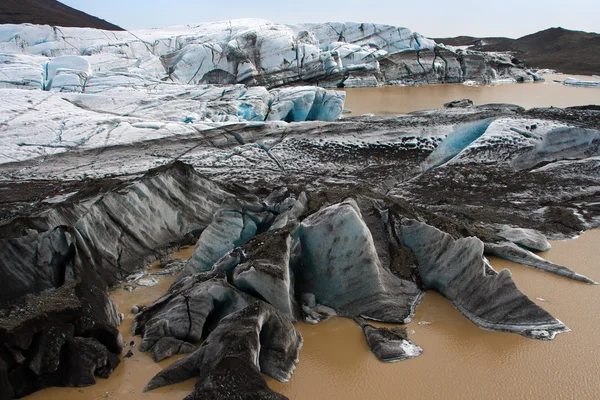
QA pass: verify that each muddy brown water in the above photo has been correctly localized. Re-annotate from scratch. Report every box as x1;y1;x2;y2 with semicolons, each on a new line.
24;231;600;400
24;246;197;400
342;74;600;115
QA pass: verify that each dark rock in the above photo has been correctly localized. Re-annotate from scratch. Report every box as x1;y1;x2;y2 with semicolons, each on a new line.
150;338;195;362
0;226;90;304
64;337;119;386
299;293;316;308
0;0;124;30
0;161;232;297
0;358;14;400
1;104;600;399
124;350;133;358
444;99;474;108
0;281;123;398
186;356;287;400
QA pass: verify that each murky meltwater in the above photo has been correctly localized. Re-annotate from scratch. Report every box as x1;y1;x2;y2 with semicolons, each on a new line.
24;246;197;400
342;74;600;116
267;229;600;400
24;231;600;400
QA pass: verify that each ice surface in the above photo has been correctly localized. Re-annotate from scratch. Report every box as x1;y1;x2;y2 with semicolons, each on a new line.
401;219;570;339
422;118;495;170
0;20;433;89
184;209;253;274
44;55;91;91
563;77;600;88
512;126;600;169
267;87;345;122
0;85;345;165
294;199;422;322
0;53;45;89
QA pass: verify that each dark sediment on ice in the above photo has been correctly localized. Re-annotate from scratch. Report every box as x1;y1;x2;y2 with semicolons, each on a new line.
1;105;599;398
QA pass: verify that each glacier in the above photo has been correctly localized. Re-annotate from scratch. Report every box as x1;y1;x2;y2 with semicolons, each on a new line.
0;18;598;400
2;102;600;398
0;19;539;90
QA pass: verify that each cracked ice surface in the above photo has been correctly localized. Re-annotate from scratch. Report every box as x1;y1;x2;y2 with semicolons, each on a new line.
0;20;433;89
0;85;345;165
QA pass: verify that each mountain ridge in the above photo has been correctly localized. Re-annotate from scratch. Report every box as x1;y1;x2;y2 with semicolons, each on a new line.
434;27;600;75
0;0;123;31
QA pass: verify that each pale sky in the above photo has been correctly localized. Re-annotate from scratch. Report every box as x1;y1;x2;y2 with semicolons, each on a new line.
60;0;599;38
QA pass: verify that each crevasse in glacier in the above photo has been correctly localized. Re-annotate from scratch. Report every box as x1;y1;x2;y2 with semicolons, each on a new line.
421;118;495;170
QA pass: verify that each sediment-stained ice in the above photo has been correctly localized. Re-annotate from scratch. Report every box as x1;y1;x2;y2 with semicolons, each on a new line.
295;199;422;323
511;126;600;169
401;219;570;339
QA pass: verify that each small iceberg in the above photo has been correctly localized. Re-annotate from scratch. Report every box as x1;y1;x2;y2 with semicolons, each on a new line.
563;77;600;88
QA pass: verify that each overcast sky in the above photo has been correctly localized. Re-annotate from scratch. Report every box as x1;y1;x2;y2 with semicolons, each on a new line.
60;0;599;38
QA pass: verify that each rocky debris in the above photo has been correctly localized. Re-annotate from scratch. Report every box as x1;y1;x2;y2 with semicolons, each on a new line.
186;356;287;400
499;227;552;251
444;99;474;108
150;258;188;277
355;318;422;362
0;280;123;398
402;219;570;339
142;301;302;399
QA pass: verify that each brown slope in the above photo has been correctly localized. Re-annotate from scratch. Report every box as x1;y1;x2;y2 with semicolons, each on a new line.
435;27;600;75
0;0;123;31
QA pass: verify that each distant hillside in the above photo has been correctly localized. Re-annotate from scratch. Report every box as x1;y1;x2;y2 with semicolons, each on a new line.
435;27;600;75
0;0;123;31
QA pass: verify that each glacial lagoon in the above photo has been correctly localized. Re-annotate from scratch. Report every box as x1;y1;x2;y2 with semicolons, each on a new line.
342;74;600;115
18;76;600;400
24;230;600;400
